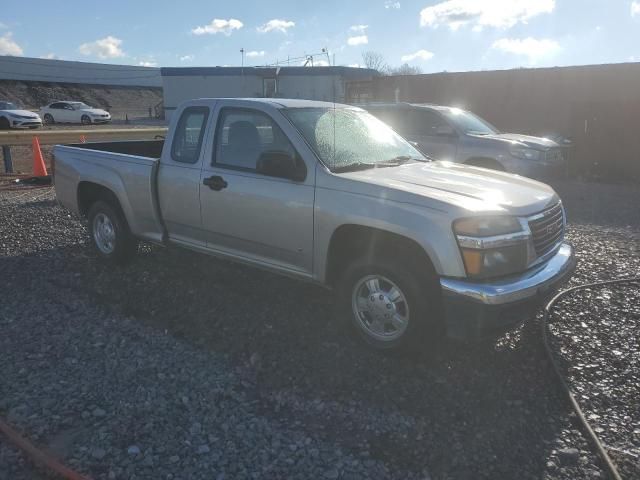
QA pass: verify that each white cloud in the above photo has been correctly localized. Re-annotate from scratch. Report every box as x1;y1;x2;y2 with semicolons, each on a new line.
245;50;265;58
40;53;58;60
180;54;194;62
420;0;555;30
78;36;124;59
492;37;560;62
257;19;295;34
347;35;368;46
0;32;23;56
401;49;434;62
385;1;401;9
138;60;157;67
192;18;243;36
632;1;640;17
348;63;362;68
350;24;368;33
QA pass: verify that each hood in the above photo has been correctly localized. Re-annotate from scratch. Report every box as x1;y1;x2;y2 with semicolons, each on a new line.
471;132;560;150
2;109;41;118
338;161;558;216
81;108;110;115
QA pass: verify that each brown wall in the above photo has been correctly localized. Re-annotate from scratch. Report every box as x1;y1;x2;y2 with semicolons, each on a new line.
370;63;640;181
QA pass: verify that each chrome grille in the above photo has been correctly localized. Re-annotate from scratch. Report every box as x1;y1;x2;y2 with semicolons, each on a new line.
544;149;565;163
528;202;564;257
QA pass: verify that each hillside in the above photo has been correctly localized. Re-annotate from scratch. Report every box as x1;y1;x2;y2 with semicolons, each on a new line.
0;80;163;120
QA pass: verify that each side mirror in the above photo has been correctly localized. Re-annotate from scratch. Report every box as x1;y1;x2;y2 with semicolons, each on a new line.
257;151;306;181
435;124;456;136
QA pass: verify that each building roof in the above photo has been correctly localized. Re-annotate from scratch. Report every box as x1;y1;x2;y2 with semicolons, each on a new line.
160;66;379;80
193;98;358;109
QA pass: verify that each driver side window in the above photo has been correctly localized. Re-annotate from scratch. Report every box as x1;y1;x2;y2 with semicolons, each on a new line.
214;108;296;171
406;110;449;136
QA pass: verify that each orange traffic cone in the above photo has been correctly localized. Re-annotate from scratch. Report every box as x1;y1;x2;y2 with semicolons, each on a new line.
32;136;48;177
79;135;87;143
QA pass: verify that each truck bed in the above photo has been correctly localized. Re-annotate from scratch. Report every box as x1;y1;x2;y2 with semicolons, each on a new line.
53;140;166;244
67;139;164;159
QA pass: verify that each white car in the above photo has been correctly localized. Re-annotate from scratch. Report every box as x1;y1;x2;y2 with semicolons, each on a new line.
0;101;43;129
40;101;111;125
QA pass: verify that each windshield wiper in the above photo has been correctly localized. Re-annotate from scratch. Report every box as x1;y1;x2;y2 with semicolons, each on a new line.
332;156;423;173
382;155;427;164
332;162;377;173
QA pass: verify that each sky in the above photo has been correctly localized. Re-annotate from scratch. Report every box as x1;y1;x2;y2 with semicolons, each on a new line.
1;0;640;72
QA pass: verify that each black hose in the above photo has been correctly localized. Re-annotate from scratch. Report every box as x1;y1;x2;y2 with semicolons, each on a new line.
542;277;640;480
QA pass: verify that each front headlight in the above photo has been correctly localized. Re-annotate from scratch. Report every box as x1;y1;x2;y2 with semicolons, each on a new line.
510;145;541;161
453;216;530;279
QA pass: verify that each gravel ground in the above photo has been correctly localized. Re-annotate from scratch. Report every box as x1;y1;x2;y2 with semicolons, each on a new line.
0;180;639;479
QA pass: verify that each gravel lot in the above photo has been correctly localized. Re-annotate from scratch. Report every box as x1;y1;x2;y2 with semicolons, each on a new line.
1;180;639;479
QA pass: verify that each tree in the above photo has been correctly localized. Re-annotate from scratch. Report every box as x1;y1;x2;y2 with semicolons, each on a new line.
361;51;388;74
389;63;423;75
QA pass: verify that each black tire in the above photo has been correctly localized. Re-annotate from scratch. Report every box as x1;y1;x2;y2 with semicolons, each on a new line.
43;114;54;125
0;117;9;130
81;115;92;125
336;256;443;353
87;200;138;265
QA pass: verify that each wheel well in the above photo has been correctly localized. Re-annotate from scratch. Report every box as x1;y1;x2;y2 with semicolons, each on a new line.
464;157;505;171
77;182;123;217
325;225;436;286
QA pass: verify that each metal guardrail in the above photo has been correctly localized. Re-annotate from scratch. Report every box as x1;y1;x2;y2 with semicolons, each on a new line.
0;128;168;146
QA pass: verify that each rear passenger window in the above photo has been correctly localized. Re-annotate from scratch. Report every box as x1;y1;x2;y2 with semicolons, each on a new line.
171;107;209;164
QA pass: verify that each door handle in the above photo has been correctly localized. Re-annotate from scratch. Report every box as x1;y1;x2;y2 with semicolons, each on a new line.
203;175;228;191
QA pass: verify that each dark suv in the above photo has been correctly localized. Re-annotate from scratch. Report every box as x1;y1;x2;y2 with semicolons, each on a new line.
362;102;567;179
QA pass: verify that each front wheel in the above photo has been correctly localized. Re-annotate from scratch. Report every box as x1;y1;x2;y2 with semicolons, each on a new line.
81;115;92;125
0;117;9;130
43;113;54;125
337;258;442;352
88;201;138;265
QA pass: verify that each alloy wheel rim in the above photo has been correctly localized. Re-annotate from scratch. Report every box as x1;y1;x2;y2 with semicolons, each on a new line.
93;213;116;254
351;274;410;342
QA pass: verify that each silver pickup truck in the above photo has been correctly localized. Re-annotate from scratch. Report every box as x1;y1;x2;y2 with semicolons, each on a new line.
54;98;576;352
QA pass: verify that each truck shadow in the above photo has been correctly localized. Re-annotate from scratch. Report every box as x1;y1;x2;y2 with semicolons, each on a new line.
2;241;584;479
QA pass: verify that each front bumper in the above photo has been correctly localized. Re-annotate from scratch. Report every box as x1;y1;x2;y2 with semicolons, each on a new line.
11;119;43;129
440;243;576;340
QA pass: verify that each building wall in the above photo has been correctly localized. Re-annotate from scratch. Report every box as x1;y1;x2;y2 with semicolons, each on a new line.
162;74;345;120
0;55;161;87
160;66;376;120
371;63;640;181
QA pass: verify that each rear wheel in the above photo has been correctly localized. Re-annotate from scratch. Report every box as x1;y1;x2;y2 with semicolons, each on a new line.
0;117;9;130
81;115;92;125
88;200;138;265
43;113;54;125
337;257;442;352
